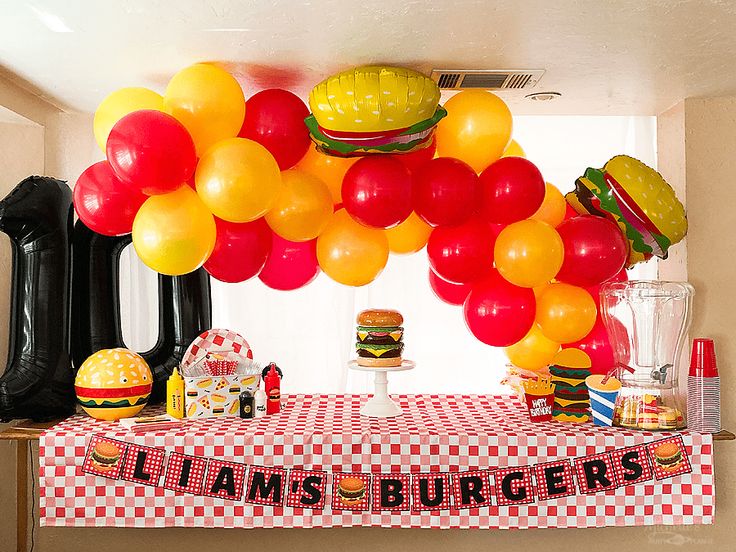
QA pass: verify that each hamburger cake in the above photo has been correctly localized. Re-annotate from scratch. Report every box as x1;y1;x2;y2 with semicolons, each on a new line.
566;155;687;267
356;309;404;367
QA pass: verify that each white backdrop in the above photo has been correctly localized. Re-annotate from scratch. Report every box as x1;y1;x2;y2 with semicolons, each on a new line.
121;115;657;395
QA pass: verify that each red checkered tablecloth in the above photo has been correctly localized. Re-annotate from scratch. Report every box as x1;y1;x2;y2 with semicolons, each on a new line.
39;394;714;529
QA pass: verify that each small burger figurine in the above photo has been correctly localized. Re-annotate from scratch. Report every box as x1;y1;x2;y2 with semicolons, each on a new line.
337;477;366;506
356;309;404;367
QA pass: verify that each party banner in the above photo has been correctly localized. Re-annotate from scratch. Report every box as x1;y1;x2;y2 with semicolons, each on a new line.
82;433;691;511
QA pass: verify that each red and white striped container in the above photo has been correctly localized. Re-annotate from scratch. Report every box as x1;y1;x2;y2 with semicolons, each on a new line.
687;338;721;433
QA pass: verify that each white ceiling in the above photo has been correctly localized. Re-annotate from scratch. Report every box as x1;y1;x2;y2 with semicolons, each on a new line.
1;0;736;115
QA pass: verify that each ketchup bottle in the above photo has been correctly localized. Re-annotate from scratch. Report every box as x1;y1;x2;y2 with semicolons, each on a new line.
264;363;281;414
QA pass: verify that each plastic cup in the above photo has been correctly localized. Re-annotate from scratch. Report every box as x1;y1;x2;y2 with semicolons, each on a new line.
586;374;622;426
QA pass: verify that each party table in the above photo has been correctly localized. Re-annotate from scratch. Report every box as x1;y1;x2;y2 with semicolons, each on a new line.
39;394;715;529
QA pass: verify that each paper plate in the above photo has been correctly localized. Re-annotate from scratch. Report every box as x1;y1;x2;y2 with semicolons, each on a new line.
182;328;253;370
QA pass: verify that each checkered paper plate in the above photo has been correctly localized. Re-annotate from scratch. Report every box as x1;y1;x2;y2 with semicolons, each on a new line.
39;394;714;529
181;328;253;371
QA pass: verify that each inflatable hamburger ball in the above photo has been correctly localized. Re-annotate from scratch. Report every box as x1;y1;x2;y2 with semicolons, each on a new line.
75;348;152;420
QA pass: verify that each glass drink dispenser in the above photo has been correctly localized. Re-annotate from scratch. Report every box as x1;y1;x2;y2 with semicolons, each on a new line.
600;281;694;430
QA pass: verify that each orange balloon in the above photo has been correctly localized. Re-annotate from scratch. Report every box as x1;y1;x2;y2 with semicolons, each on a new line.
502;139;526;158
296;143;358;204
385;212;432;254
164;63;245;155
195;137;282;223
132;186;216;276
536;283;597;343
316;210;388;286
494;219;564;288
265;169;333;242
530;183;567;228
435;90;513;173
505;325;561;371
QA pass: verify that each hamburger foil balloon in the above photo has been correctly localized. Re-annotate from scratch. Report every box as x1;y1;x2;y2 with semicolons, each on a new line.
566;155;687;267
75;348;152;420
305;66;446;156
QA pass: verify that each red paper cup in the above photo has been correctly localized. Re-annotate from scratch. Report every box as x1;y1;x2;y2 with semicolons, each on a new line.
525;393;554;422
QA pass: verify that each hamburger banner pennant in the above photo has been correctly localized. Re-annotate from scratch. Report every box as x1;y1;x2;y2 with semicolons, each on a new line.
81;434;692;511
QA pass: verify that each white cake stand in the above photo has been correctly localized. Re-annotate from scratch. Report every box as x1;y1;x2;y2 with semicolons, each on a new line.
348;359;415;418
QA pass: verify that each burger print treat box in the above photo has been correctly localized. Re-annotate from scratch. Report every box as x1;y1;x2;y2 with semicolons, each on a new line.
184;375;258;418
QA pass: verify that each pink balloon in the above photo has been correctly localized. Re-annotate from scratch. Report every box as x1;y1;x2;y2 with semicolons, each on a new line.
463;270;536;347
259;234;320;290
204;218;272;283
428;269;472;306
564;318;615;375
73;161;147;236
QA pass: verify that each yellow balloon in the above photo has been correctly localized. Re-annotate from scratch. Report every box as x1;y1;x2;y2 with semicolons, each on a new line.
265;169;333;241
494;219;564;288
385;212;432;254
505;325;561;371
93;87;163;152
196;137;282;223
132;186;216;276
536;283;597;343
296;143;357;204
316;210;389;286
502;139;526;158
435;90;513;173
164;63;245;155
530;183;567;228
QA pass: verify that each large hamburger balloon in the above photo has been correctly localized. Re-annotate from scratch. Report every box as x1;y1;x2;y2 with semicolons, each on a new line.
75;348;152;420
566;155;687;267
305;66;446;157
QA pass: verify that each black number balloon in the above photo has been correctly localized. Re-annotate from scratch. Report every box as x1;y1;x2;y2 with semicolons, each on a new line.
0;176;75;421
71;220;212;403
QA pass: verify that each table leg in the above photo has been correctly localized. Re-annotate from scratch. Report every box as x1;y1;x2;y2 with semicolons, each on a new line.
16;440;27;552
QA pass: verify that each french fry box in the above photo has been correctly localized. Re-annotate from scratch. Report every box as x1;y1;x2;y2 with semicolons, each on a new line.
184;375;260;418
524;393;554;422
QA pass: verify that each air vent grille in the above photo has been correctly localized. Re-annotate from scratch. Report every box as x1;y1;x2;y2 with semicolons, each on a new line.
431;69;544;90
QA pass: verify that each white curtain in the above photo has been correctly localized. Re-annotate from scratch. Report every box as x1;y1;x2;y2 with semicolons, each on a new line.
120;115;657;395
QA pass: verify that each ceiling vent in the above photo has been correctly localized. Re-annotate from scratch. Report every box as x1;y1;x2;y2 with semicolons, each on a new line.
430;69;545;90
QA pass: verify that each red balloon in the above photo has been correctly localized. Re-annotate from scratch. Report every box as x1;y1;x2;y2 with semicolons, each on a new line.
428;268;472;305
463;270;536;347
564;204;578;221
239;89;311;170
427;218;496;284
556;216;628;287
73;161;147;236
390;137;436;173
413;157;479;227
478;157;545;223
259;234;320;290
586;267;628;306
564;318;615;375
106;110;196;195
342;157;412;229
204;217;272;283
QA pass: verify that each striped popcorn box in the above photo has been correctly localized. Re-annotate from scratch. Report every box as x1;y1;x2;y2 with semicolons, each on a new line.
585;374;621;426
